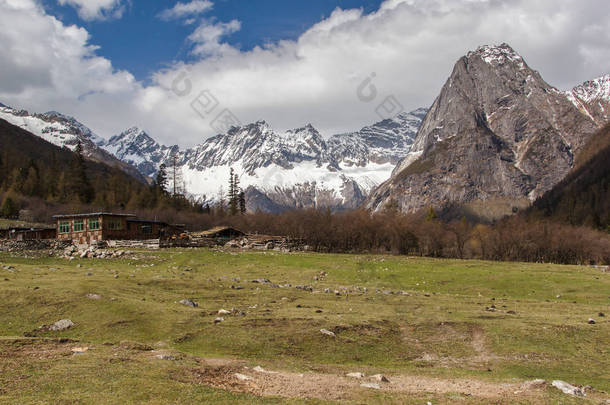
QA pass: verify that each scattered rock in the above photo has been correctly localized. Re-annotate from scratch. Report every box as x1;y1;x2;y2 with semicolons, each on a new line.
552;380;586;397
599;312;605;317
360;383;381;389
214;317;225;324
179;299;198;308
588;318;596;324
218;309;231;315
252;278;271;284
71;347;88;354
320;329;335;338
50;319;74;331
346;372;365;379
252;366;278;374
155;354;176;360
371;374;390;382
85;293;102;300
235;373;252;381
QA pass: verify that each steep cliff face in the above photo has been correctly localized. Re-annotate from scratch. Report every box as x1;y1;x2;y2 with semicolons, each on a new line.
367;43;604;214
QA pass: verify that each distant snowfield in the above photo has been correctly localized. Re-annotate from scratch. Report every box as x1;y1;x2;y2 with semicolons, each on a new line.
182;160;395;202
0;106;79;150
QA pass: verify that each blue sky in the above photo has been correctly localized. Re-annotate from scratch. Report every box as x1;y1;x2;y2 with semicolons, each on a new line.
43;0;384;83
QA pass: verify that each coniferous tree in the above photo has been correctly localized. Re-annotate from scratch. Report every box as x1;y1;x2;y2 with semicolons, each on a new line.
70;141;95;203
228;168;239;216
238;190;246;215
155;163;168;193
0;195;18;218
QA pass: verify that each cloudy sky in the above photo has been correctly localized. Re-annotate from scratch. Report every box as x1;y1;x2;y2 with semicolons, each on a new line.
1;0;609;147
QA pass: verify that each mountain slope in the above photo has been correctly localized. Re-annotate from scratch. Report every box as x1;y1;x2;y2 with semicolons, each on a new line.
0;104;146;182
529;123;610;229
367;43;604;215
0;118;151;209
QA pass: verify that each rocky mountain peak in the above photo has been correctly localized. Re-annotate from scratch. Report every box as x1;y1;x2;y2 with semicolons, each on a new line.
367;43;603;216
468;43;526;69
566;74;610;126
572;74;610;103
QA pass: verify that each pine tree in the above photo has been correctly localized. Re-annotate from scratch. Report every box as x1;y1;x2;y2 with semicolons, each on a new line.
0;195;18;218
238;190;246;214
70;141;95;203
228;168;238;216
166;154;183;197
155;163;168;193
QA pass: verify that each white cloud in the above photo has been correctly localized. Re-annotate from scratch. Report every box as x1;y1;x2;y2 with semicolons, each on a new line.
1;0;609;149
188;19;241;57
158;0;213;21
57;0;125;21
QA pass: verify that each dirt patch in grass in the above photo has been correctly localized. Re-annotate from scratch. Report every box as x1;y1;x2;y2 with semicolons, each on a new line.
177;361;547;402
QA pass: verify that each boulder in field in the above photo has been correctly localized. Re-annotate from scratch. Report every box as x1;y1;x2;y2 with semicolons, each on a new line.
50;319;74;331
179;299;198;308
320;329;336;338
552;380;586;396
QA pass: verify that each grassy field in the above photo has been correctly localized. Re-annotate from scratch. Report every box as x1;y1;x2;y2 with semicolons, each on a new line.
0;248;608;404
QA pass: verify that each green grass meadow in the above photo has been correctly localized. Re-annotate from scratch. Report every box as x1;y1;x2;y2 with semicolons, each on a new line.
0;249;608;404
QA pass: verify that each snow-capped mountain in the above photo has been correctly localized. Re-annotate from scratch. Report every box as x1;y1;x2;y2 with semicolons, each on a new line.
566;74;610;127
329;108;427;166
99;110;427;211
101;127;179;178
0;104;146;181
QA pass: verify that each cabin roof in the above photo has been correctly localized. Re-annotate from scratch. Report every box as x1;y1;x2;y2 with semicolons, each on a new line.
192;226;244;237
53;213;137;219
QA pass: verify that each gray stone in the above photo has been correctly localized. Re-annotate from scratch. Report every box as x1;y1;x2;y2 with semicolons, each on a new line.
179;299;198;308
320;329;336;338
552;380;586;397
346;372;365;379
50;319;74;331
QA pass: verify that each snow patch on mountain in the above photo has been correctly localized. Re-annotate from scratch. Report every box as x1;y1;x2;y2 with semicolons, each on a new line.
470;43;526;70
571;74;610;103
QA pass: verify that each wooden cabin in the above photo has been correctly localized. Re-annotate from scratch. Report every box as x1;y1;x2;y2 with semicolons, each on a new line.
53;213;180;244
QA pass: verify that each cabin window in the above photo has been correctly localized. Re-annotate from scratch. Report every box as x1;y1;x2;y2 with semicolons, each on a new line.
107;219;123;230
141;224;153;235
88;218;100;231
59;221;71;233
73;220;84;232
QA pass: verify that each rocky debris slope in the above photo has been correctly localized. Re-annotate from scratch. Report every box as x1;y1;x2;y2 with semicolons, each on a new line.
367;43;605;214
